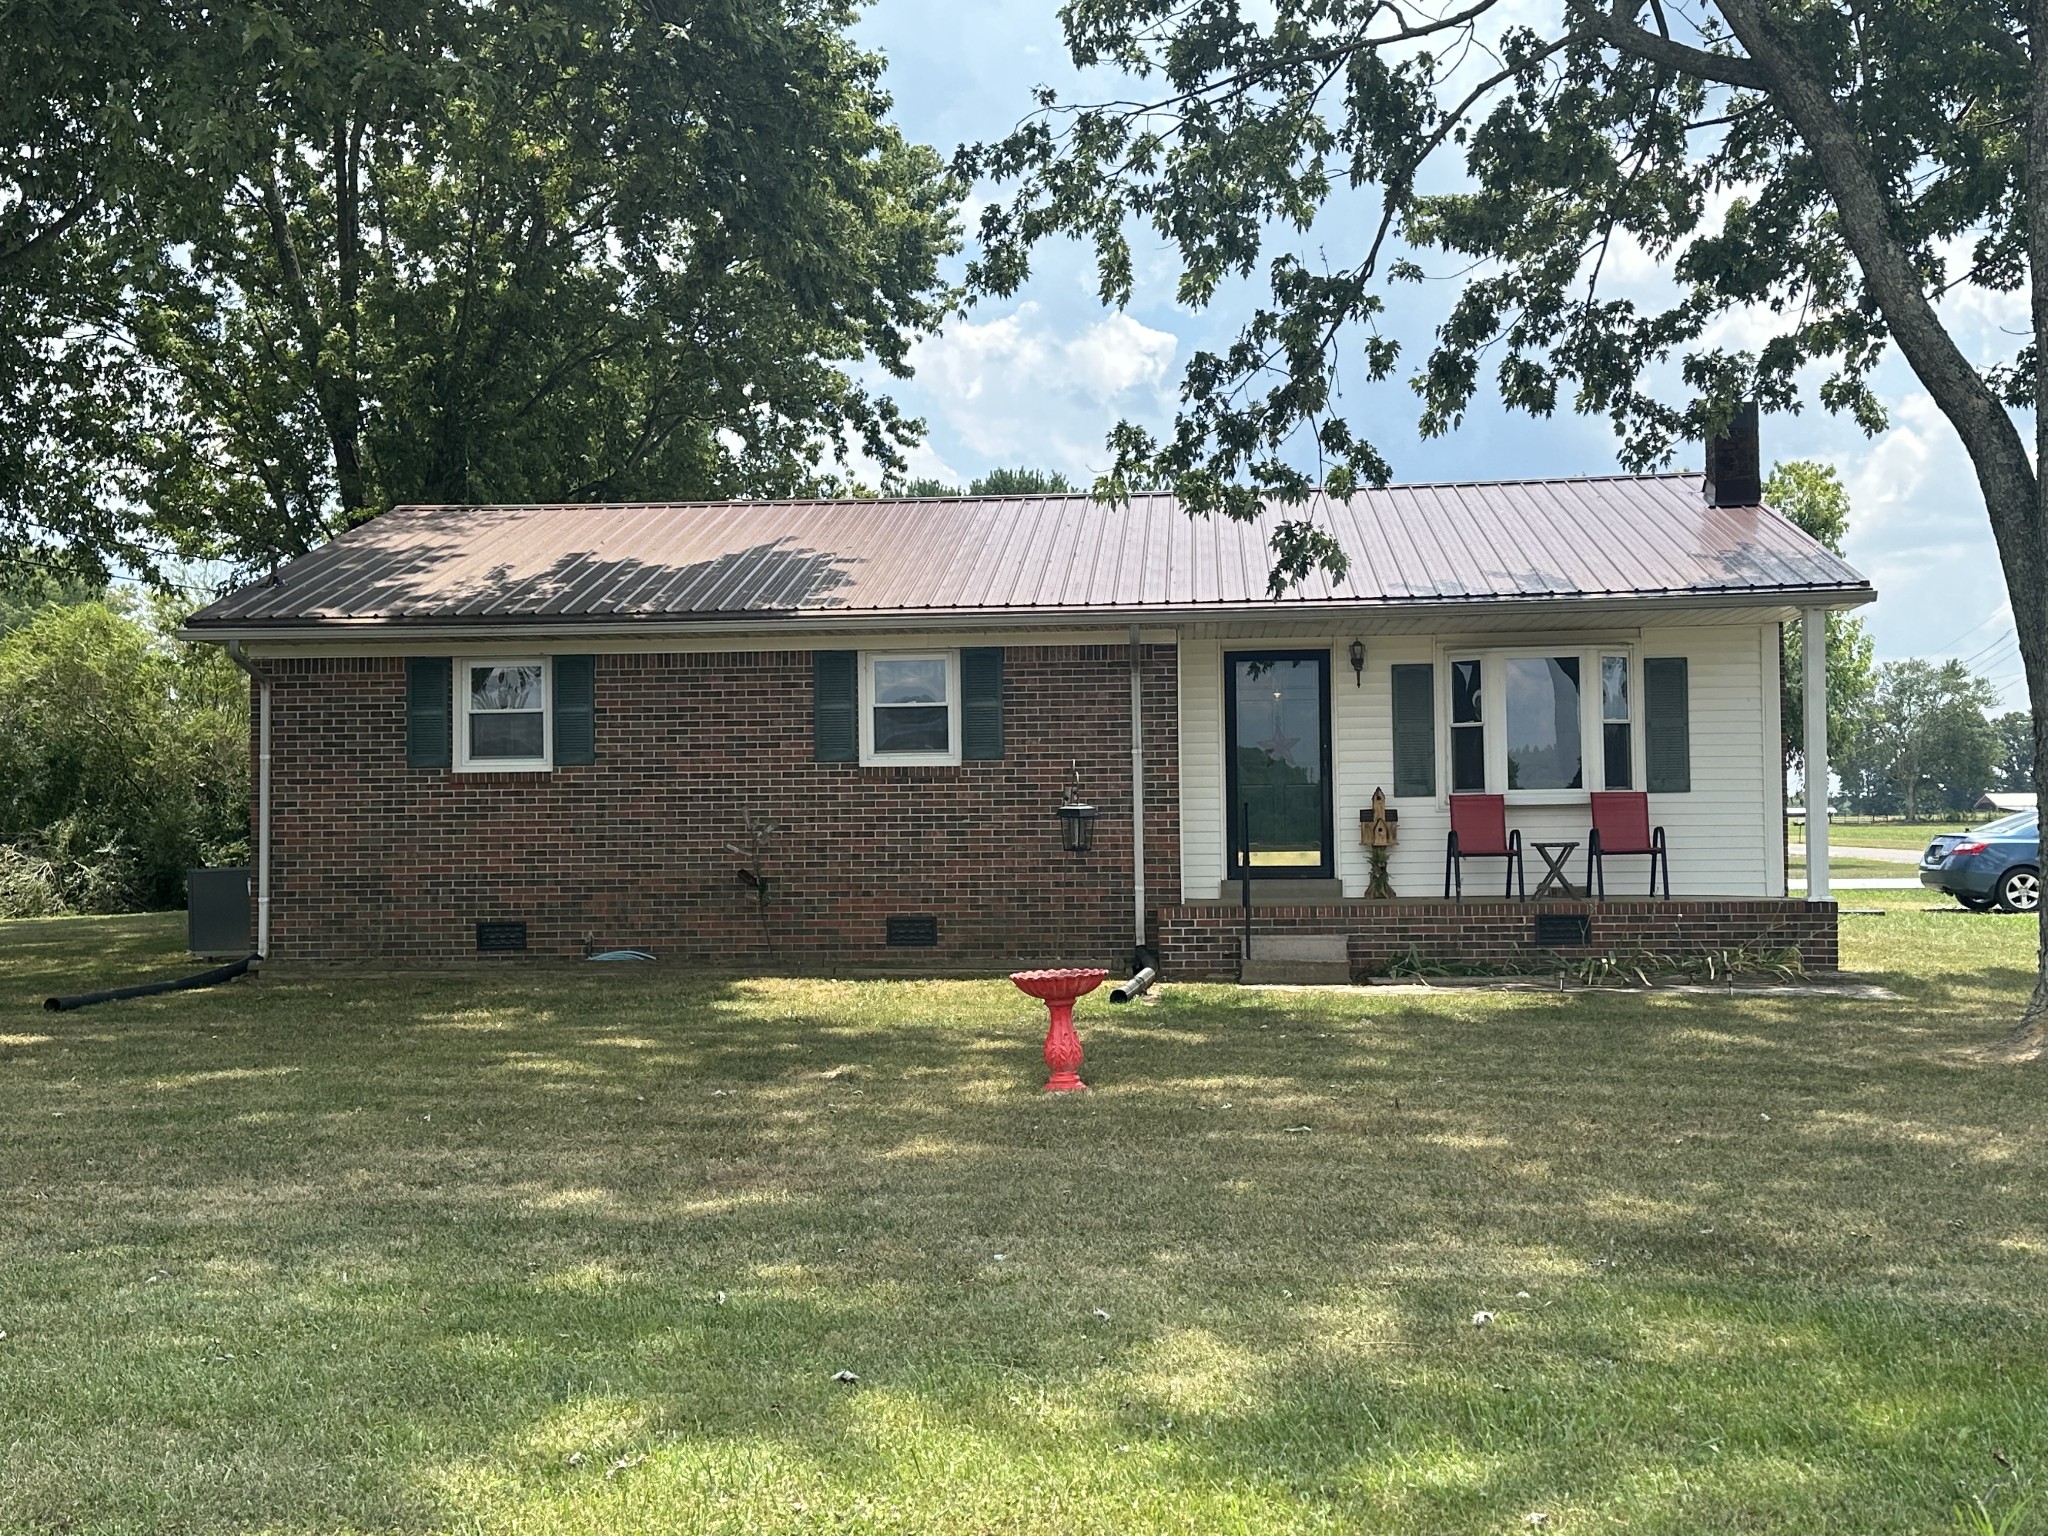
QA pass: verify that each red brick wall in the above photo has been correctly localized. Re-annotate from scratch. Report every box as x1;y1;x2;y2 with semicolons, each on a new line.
260;645;1178;968
1157;898;1840;978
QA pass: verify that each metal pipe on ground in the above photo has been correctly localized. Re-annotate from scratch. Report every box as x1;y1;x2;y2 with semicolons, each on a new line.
1110;966;1157;1003
45;955;255;1012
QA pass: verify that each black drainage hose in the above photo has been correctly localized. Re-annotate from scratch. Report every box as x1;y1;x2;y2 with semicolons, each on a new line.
44;955;256;1012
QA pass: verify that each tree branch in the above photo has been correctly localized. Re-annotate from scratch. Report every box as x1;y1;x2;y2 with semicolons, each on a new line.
1577;0;1766;90
0;195;94;270
1709;0;2033;517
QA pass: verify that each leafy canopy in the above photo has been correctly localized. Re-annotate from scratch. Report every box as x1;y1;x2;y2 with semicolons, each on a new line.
960;0;2033;590
897;467;1079;496
1838;658;2001;819
1;0;961;575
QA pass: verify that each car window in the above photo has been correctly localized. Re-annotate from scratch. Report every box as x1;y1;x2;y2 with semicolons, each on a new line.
1972;812;2038;838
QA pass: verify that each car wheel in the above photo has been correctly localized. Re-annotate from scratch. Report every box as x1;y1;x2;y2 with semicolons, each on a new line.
1957;893;1998;911
1995;867;2041;914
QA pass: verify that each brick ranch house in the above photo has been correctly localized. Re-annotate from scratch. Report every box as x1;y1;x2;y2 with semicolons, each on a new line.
181;444;1872;980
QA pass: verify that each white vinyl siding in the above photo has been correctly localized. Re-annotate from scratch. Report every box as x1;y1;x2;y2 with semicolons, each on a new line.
1179;619;1781;899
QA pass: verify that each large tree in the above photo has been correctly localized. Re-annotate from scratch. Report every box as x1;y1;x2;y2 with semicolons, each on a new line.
1;0;958;571
1838;659;2000;818
966;0;2048;1047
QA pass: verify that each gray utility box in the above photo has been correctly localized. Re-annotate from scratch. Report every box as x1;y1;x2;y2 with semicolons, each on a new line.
187;867;252;956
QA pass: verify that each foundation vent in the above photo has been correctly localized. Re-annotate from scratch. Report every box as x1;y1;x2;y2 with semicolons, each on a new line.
1533;912;1592;948
885;915;938;948
476;921;529;953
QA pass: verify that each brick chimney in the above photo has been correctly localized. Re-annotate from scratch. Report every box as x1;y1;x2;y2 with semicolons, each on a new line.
1704;401;1761;507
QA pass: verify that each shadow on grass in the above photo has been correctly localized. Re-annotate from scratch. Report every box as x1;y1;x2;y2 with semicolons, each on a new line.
0;921;2043;1532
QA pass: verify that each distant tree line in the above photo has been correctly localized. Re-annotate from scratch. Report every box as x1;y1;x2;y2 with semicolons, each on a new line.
1769;461;2026;819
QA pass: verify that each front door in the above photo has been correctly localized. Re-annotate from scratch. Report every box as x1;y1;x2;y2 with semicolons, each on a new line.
1224;650;1333;879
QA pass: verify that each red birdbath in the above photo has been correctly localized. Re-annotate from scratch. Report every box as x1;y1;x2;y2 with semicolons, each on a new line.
1010;968;1108;1092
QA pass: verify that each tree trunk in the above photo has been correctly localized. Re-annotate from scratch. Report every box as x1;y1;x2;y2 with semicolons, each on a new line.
1701;0;2048;1050
2006;0;2048;1052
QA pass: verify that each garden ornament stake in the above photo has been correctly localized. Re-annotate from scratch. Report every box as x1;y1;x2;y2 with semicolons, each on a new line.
1009;968;1107;1092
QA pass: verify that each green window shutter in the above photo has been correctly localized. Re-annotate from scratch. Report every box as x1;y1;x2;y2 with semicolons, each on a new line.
1391;663;1436;798
1644;656;1691;793
552;654;596;765
961;647;1004;760
813;650;858;762
405;657;452;769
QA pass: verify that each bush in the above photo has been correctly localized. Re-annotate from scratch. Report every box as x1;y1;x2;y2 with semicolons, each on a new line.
0;595;247;912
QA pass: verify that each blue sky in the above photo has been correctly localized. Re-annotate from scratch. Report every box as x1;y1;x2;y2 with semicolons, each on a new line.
850;0;2030;707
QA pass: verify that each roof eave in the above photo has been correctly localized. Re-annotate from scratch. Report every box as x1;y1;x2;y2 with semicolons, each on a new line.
177;583;1877;646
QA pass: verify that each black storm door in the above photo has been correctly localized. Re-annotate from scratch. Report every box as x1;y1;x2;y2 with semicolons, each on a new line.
1224;650;1334;879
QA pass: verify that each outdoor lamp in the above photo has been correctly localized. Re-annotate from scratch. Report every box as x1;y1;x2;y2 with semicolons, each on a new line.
1058;798;1098;852
1058;766;1098;853
1349;639;1366;686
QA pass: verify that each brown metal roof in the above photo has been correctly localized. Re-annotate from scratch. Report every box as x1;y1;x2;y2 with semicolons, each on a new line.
183;473;1873;631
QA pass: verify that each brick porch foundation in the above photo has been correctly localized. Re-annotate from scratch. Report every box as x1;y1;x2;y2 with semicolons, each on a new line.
1155;898;1840;979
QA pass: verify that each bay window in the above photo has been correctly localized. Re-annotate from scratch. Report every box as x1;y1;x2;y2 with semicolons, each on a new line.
1444;648;1636;798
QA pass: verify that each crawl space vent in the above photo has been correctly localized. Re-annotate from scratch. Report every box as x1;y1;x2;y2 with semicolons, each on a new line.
1533;913;1592;948
885;914;938;948
476;921;529;953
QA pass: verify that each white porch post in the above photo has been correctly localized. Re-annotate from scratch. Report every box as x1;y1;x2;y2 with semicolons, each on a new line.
1802;606;1829;901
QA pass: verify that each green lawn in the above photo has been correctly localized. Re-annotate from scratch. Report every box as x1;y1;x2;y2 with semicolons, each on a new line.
2;912;2044;1534
1790;855;1923;881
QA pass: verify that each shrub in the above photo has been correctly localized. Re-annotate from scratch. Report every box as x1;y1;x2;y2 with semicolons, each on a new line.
0;595;246;912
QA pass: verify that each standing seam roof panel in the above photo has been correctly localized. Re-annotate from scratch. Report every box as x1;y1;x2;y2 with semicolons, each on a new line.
182;474;1875;628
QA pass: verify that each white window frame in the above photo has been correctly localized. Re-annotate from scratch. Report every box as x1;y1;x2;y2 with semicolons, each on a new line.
859;650;961;767
456;656;552;773
1437;645;1640;804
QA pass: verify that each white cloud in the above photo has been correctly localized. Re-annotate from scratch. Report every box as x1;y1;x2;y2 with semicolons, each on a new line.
1062;313;1178;401
899;302;1180;477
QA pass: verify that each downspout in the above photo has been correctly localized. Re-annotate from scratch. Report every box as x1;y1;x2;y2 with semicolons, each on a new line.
1129;624;1147;967
225;642;272;960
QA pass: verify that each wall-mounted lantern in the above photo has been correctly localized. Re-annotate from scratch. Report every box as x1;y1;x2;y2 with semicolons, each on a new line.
1349;639;1366;686
1057;765;1098;853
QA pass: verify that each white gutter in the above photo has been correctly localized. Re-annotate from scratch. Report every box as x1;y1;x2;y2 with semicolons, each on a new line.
1129;623;1146;963
175;585;1880;648
225;642;272;959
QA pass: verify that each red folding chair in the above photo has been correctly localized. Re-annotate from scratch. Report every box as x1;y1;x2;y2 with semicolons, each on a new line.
1587;791;1670;899
1445;793;1525;900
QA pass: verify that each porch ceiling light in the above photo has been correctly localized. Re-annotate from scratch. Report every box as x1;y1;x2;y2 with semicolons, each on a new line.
1349;639;1366;686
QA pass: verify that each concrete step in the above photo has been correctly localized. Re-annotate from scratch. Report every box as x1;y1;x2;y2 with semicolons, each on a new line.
1239;933;1352;985
1255;934;1349;963
1239;961;1355;986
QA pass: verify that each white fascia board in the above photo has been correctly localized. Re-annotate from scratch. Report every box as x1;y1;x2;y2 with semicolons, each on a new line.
177;586;1876;651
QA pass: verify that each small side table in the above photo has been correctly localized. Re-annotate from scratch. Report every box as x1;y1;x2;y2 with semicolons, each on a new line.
1531;840;1580;899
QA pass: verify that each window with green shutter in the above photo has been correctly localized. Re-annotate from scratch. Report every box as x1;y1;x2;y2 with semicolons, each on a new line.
961;647;1004;760
1643;656;1691;793
813;651;858;762
405;657;452;769
552;654;596;765
1390;663;1436;798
